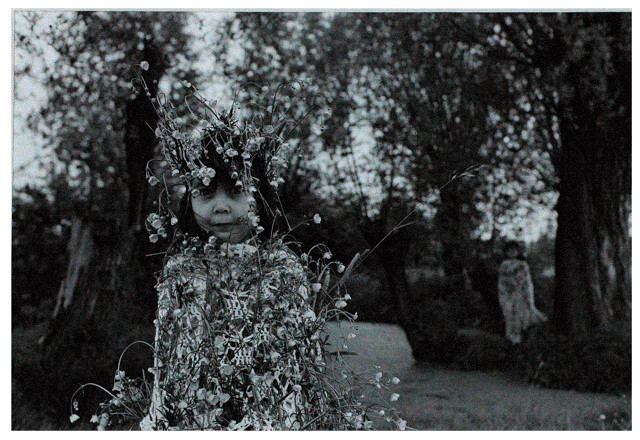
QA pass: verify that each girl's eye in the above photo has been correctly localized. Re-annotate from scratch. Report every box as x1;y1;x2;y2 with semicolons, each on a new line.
194;187;215;198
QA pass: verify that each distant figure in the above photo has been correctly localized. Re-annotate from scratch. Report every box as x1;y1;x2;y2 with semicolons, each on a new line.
497;242;547;343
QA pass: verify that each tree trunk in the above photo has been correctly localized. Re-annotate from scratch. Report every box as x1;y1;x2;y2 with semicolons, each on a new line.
360;214;417;351
552;123;631;337
37;41;165;417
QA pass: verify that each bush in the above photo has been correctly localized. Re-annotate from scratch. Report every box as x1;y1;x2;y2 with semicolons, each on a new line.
343;272;397;324
12;189;69;327
403;297;459;363
456;329;514;371
515;323;631;395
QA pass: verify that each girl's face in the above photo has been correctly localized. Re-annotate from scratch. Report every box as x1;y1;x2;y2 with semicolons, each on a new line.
191;182;253;244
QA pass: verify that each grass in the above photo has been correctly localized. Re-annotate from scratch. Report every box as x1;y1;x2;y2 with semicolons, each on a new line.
328;321;631;430
13;321;631;430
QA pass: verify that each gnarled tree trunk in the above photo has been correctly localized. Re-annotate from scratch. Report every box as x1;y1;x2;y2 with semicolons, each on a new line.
552;123;631;336
37;41;165;418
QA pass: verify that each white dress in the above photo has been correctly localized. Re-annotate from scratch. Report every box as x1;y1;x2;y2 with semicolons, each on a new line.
497;259;547;344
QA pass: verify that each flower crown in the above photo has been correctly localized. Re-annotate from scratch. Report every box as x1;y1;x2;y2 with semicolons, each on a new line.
143;81;295;243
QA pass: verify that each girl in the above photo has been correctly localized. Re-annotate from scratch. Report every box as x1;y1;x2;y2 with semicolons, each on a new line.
83;87;406;431
497;241;547;344
140;107;364;430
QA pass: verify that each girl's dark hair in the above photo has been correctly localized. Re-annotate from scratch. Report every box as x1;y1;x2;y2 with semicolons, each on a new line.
176;123;285;241
502;240;525;260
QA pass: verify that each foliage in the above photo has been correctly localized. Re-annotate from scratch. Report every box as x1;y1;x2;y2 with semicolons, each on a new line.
15;11;192;221
402;294;459;364
515;323;631;395
342;272;396;325
12;185;69;326
455;329;513;372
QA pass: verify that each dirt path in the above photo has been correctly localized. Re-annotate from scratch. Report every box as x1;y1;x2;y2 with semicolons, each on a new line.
328;322;630;430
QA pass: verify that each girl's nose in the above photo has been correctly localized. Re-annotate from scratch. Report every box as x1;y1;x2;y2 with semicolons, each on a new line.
211;188;231;213
213;203;230;214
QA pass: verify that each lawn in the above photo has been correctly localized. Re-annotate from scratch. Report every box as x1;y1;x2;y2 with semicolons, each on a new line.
328;321;631;430
12;321;631;430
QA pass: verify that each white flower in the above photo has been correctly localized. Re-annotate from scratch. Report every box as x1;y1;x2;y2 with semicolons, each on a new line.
337;263;345;273
69;414;80;423
344;293;351;300
148;175;159;186
391;376;401;384
375;372;383;381
311;283;322;293
313;214;321;224
323;251;332;259
390;393;400;402
170;217;178;225
149;234;159;243
140;61;149;71
335;300;347;309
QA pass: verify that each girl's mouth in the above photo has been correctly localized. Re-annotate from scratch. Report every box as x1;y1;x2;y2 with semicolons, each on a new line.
205;222;239;231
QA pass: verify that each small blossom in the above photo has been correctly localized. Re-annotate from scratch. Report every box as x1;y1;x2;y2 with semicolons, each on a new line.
170;217;178;225
148;176;159;186
313;214;321;224
140;61;149;71
375;372;383;381
337;263;345;273
149;234;159;243
323;251;332;259
312;283;322;293
391;377;401;384
390;393;400;402
69;414;80;423
335;300;347;309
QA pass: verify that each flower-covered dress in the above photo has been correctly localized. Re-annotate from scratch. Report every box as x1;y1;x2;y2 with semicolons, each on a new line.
140;238;343;430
